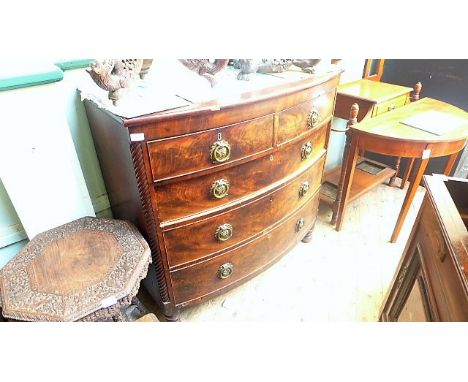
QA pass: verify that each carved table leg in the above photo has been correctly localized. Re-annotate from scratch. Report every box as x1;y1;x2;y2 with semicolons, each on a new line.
301;221;316;243
389;156;401;187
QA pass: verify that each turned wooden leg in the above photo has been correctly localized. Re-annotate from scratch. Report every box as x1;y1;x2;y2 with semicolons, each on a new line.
411;82;422;102
335;133;360;231
443;152;459;176
390;157;429;243
389;156;402;187
331;103;359;225
301;221;316;243
331;130;351;225
163;311;181;322
400;158;415;189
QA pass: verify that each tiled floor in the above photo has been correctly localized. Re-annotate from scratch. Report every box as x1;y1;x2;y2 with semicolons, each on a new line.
178;179;426;322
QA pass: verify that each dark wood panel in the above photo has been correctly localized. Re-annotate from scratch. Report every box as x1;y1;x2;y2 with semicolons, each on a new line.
170;193;320;306
164;154;325;268
147;114;274;181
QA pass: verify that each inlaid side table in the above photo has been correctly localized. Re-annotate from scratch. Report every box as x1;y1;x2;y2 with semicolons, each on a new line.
333;98;468;243
0;217;151;322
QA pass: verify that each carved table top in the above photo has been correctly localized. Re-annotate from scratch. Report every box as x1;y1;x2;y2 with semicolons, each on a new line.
0;217;151;322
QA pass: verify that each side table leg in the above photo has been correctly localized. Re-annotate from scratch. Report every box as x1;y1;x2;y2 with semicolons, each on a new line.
389;156;402;187
443;152;459;176
335;133;360;231
400;158;415;189
332;103;359;226
390;157;429;243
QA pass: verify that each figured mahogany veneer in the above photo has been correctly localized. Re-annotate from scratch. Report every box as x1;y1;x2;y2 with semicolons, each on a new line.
84;69;341;320
164;153;325;268
171;192;320;305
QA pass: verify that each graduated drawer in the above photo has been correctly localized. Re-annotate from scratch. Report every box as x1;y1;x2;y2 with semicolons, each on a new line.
277;89;335;145
170;191;320;306
156;122;328;223
147;114;274;181
373;94;408;117
164;153;325;268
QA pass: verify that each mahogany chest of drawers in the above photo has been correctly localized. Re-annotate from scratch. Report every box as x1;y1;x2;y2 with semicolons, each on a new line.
84;69;341;320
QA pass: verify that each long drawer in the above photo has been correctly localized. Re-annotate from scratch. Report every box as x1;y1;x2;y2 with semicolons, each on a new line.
155;122;328;223
164;153;325;268
147;114;274;181
170;191;320;306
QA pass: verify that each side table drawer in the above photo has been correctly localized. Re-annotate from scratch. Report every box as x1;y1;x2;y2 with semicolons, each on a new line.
373;94;408;117
147;114;274;181
164;154;325;267
170;192;320;306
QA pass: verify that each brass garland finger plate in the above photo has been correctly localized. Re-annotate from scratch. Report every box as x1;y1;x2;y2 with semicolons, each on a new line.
217;263;234;279
299;181;310;197
211;140;231;163
301;141;313;160
215;223;233;242
211;179;230;199
307;109;319;128
296;218;305;232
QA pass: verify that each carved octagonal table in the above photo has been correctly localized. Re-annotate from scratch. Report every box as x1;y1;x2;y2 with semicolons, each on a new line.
0;217;151;322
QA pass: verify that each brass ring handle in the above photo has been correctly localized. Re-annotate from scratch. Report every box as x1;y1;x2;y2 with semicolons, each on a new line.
211;140;231;163
301;141;313;160
307;109;319;128
217;263;234;279
299;181;310;197
215;223;233;242
211;179;230;199
296;218;305;232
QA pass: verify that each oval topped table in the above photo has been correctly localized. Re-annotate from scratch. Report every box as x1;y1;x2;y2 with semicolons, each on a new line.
333;97;468;243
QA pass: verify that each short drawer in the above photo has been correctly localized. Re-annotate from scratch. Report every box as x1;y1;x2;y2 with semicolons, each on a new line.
373;94;408;117
147;114;274;181
277;89;335;145
164;154;325;267
170;192;320;305
155;123;328;222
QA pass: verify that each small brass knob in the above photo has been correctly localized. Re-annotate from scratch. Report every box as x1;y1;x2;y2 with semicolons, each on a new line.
388;104;396;111
301;141;313;160
211;140;231;163
299;181;310;197
211;179;230;199
217;263;234;279
296;218;305;232
215;223;233;242
307;109;319;128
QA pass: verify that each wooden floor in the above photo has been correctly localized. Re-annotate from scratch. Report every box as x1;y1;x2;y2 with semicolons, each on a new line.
177;178;426;322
